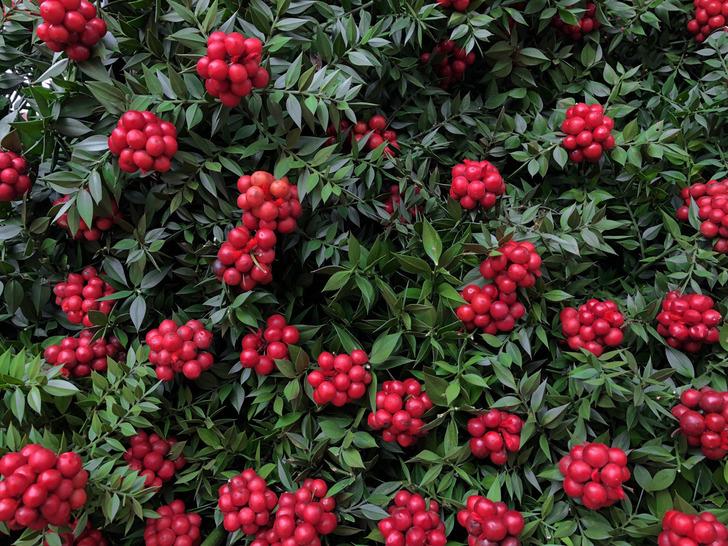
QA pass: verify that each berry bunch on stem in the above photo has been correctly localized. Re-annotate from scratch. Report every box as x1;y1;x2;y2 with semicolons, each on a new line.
467;409;523;465
367;379;433;447
687;0;728;42
143;500;201;546
436;0;470;11
37;0;107;61
239;314;300;375
307;349;372;406
671;388;728;460
479;241;542;293
43;330;123;377
145;319;215;381
378;491;447;546
218;469;277;534
560;103;616;163
52;195;121;241
659;510;728;546
384;184;421;220
53;266;114;326
420;40;476;88
449;159;506;211
0;445;87;530
456;495;525;546
57;524;108;546
107;111;178;173
560;299;625;356
123;432;187;488
0;150;31;202
196;31;269;107
558;443;629;510
552;3;600;40
237;171;302;234
656;291;722;352
456;284;526;334
352;115;399;155
676;179;728;252
213;226;276;291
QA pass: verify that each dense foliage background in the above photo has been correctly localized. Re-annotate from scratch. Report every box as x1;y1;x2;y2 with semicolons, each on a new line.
2;0;728;544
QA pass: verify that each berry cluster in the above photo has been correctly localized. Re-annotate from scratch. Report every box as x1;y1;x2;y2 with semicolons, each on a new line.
656;291;722;352
52;195;121;241
456;284;526;334
660;510;728;546
558;443;630;510
253;479;337;546
560;103;616;163
144;500;201;546
367;379;433;447
43;330;123;378
436;0;470;11
676;179;728;253
559;299;625;356
123;432;187;488
58;524;108;546
449;159;506;211
0;445;87;530
145;319;215;381
236;171;302;234
352;115;400;155
479;241;542;292
420;40;476;88
552;3;600;40
108;111;178;174
687;0;728;42
213;226;276;291
307;350;372;406
467;410;523;465
240;314;300;375
378;491;447;546
37;0;107;62
383;184;421;220
456;495;525;546
0;150;31;202
53;266;115;326
196;31;269;107
218;469;277;534
671;388;728;460
325;120;351;146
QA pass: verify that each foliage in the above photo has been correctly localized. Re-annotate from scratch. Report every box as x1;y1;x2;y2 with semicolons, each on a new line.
2;0;728;545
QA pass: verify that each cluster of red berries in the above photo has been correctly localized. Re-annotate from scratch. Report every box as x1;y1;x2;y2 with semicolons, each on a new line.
449;159;506;211
145;319;215;381
456;284;526;334
144;500;201;546
236;171;302;235
660;510;728;546
479;241;542;292
196;31;269;107
656;291;722;352
240;314;300;375
43;330;123;378
252;479;337;546
456;495;525;546
0;151;31;202
687;0;728;42
307;350;372;406
0;445;87;530
558;443;630;510
383;184;421;219
672;388;728;460
559;299;625;356
108;111;178;173
560;103;616;163
552;3;600;40
677;179;728;253
420;40;476;88
218;468;277;534
367;379;433;447
436;0;469;11
352;115;400;155
467;410;523;465
378;491;447;546
53;266;115;326
325;120;351;146
123;432;187;488
213;226;276;291
37;0;107;62
58;524;108;546
52;195;121;241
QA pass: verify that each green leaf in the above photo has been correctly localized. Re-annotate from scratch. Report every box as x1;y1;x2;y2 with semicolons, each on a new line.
422;219;442;265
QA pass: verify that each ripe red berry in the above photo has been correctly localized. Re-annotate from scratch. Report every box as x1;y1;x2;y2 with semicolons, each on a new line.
656;291;722;352
0;151;32;202
449;159;505;211
108;111;177;173
238;314;300;375
560;103;615;164
467;409;523;464
368;379;432;447
145;319;215;381
558;442;629;509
